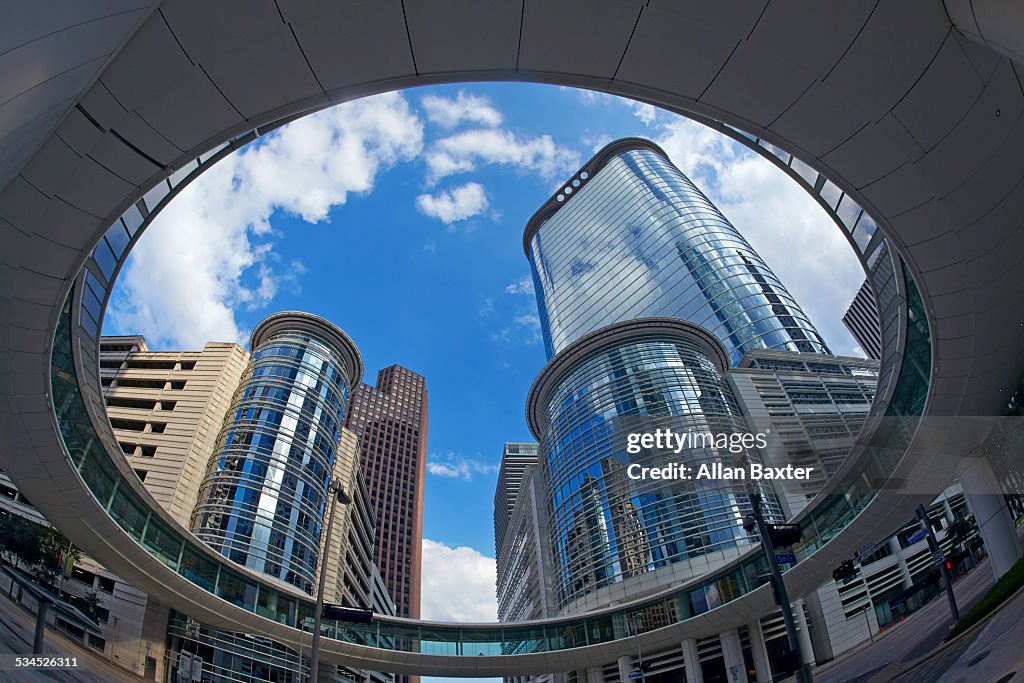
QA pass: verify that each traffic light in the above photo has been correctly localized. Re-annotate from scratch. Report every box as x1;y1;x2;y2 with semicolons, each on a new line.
766;524;803;548
832;559;857;583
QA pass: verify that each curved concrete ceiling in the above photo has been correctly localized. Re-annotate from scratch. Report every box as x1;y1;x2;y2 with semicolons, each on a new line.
2;0;1024;676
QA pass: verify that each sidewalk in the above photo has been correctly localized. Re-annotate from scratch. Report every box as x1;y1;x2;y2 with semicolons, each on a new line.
812;562;996;683
0;585;145;683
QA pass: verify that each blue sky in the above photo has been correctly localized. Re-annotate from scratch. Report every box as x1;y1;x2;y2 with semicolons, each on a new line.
106;84;864;680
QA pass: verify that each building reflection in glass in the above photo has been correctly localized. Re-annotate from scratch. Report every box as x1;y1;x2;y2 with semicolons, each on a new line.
525;138;830;366
527;319;780;610
192;312;361;594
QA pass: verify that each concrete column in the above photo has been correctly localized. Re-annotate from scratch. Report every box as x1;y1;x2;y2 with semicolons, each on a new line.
719;629;748;683
586;666;604;683
617;655;634;681
33;599;50;654
890;537;913;589
942;498;956;524
793;599;816;666
681;637;704;683
958;456;1023;579
746;621;772;683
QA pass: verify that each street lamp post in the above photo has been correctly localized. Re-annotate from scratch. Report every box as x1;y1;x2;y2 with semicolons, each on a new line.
745;492;813;683
310;478;351;683
916;504;959;623
630;614;645;681
298;615;314;683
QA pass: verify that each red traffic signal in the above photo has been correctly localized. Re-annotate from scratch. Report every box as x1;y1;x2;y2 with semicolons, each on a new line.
832;559;857;582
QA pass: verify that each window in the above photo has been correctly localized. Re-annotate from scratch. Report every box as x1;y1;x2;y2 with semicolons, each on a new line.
114;378;165;390
178;360;197;370
109;418;146;431
169;381;186;390
139;445;157;458
95;606;110;623
97;576;115;593
88;634;106;650
70;566;96;586
126;359;176;370
134;469;148;482
56;618;85;640
107;397;157;410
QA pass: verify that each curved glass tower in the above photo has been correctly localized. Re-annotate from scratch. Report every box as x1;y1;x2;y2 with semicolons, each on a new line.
524;138;830;365
192;311;362;594
527;319;778;611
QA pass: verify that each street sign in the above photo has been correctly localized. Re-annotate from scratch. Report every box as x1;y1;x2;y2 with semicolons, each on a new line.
177;651;193;683
932;549;945;566
627;672;644;679
766;524;803;548
775;552;797;565
323;603;374;624
908;529;928;545
855;542;876;562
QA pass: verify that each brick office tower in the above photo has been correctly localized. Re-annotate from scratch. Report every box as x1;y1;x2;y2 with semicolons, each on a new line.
344;365;428;622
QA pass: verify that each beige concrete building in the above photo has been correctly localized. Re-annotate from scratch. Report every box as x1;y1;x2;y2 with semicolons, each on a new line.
99;336;249;526
0;335;250;680
4;332;398;682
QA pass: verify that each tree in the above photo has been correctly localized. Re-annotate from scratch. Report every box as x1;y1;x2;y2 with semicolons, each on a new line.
79;590;101;620
946;515;978;554
0;515;43;570
0;515;78;590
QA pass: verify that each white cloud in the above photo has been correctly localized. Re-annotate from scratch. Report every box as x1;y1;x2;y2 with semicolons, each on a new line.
573;88;618;106
422;91;503;129
421;539;497;622
426;452;498;481
653;117;864;354
504;276;534;295
575;88;658;125
109;93;424;349
479;297;495;317
581;131;614;153
514;313;540;329
631;102;657;125
425;129;580;185
416;182;490;224
491;311;542;345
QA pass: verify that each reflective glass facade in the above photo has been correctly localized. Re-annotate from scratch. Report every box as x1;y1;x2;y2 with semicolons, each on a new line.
192;315;359;594
526;140;830;365
51;252;930;661
528;321;780;610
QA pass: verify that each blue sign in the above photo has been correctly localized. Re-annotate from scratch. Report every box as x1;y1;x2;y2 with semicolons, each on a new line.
627;673;644;679
908;529;928;545
775;552;797;565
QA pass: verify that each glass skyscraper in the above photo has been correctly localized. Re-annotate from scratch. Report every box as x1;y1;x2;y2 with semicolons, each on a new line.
526;319;778;611
522;139;802;613
524;138;830;366
192;311;362;594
